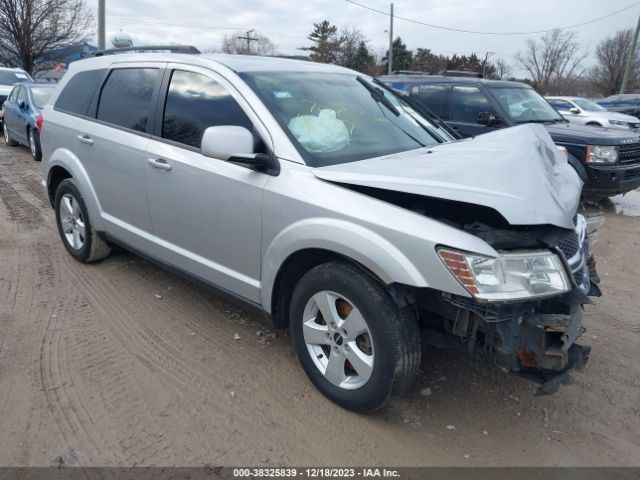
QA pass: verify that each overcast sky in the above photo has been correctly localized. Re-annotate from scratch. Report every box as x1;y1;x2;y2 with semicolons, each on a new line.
93;0;640;77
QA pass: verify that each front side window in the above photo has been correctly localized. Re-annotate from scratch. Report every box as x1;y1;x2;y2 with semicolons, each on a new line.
97;68;159;132
8;86;20;102
17;86;28;105
55;69;106;116
162;70;252;149
241;72;443;167
451;86;495;123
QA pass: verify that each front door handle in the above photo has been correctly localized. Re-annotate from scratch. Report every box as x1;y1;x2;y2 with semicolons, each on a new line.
77;134;94;145
147;158;172;171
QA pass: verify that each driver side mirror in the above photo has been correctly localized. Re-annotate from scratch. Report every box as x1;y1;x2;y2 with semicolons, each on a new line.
569;107;580;114
201;126;279;175
476;111;500;126
18;100;27;110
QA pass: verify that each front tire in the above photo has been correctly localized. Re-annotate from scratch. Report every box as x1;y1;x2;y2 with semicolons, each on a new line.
3;122;18;146
289;261;421;412
54;179;111;263
28;128;42;161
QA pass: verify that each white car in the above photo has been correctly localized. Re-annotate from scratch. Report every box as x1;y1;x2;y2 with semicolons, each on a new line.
0;67;33;122
546;96;640;131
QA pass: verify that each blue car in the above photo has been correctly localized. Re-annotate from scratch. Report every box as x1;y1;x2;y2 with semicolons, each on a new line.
2;82;55;161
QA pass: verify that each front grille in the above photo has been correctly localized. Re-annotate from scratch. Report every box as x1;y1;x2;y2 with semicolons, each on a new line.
618;142;640;165
625;168;640;179
555;218;590;294
557;231;580;260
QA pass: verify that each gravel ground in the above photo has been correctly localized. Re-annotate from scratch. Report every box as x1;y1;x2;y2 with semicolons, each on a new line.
0;141;639;467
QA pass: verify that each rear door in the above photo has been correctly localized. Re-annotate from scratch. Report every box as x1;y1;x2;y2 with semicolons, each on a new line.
144;64;270;302
409;83;450;120
448;85;502;137
76;64;164;240
3;86;20;136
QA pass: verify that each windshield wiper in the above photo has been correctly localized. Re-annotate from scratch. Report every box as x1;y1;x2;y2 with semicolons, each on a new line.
357;76;400;116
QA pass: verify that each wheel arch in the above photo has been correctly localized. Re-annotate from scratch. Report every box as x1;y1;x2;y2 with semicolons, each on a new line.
45;151;103;229
262;219;428;327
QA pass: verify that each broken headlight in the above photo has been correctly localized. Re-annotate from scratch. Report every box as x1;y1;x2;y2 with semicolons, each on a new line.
586;145;618;164
438;249;571;302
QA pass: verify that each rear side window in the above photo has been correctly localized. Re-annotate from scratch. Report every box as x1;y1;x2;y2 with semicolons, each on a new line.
161;70;252;149
451;86;495;123
97;68;159;132
412;84;449;119
55;69;106;116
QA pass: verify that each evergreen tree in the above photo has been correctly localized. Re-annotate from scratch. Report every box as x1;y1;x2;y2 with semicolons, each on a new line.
351;41;374;73
382;37;412;72
302;20;342;63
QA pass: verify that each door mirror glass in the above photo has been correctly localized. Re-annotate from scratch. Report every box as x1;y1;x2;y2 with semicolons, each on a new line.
18;100;27;110
570;107;580;114
201;126;255;160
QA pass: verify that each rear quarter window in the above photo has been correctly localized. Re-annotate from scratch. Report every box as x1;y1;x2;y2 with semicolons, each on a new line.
55;69;106;116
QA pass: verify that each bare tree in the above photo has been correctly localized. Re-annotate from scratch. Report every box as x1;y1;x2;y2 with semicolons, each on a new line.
222;31;276;56
0;0;92;73
494;58;512;80
516;29;589;94
589;29;640;96
335;26;367;68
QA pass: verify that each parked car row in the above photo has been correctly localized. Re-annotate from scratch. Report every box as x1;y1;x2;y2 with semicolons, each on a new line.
380;74;640;201
38;48;602;412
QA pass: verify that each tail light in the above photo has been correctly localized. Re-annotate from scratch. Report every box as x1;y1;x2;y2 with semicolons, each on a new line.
35;113;43;131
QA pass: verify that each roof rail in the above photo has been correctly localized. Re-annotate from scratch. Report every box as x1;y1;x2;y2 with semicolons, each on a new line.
391;70;431;75
85;45;201;58
439;69;483;78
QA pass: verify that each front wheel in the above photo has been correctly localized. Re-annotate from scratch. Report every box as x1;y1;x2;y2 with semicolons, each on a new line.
3;122;18;146
289;262;421;412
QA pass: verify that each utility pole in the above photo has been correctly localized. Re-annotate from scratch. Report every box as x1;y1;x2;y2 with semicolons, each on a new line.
621;14;640;94
388;3;394;75
98;0;106;50
237;30;258;54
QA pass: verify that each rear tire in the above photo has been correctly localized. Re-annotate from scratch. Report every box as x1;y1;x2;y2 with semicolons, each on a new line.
54;179;111;263
28;127;42;161
289;261;421;412
3;122;18;146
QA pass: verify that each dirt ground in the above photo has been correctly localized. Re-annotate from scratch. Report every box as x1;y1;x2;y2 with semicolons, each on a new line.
0;141;639;468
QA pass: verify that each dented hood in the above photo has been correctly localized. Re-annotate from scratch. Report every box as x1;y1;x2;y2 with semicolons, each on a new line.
313;124;582;229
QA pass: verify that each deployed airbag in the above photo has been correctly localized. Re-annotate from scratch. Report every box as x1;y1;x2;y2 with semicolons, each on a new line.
288;109;350;153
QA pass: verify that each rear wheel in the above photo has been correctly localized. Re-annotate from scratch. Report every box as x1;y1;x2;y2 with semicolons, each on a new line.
54;179;111;263
28;128;42;161
3;122;18;146
289;261;421;412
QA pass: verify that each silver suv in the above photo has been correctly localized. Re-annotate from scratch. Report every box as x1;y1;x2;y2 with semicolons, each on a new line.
41;49;600;412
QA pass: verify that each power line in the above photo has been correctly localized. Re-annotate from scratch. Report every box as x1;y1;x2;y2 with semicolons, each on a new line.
344;0;640;35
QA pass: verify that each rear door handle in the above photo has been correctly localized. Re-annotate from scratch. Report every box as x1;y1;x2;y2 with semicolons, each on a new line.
147;158;172;171
77;134;94;145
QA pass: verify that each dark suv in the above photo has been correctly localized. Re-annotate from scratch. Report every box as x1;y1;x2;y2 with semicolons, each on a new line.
379;75;640;201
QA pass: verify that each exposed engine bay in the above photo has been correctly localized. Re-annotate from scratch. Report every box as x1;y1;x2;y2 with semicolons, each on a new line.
348;185;601;386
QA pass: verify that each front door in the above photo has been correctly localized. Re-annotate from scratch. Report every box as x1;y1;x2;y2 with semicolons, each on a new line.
447;85;503;138
144;66;269;303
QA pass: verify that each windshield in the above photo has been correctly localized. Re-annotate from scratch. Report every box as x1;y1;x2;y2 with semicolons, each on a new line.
0;71;31;85
490;86;564;123
31;86;54;109
573;98;606;112
241;72;446;167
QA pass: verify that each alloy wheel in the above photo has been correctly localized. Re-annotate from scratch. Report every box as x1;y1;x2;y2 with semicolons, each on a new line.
302;291;374;390
59;193;86;250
